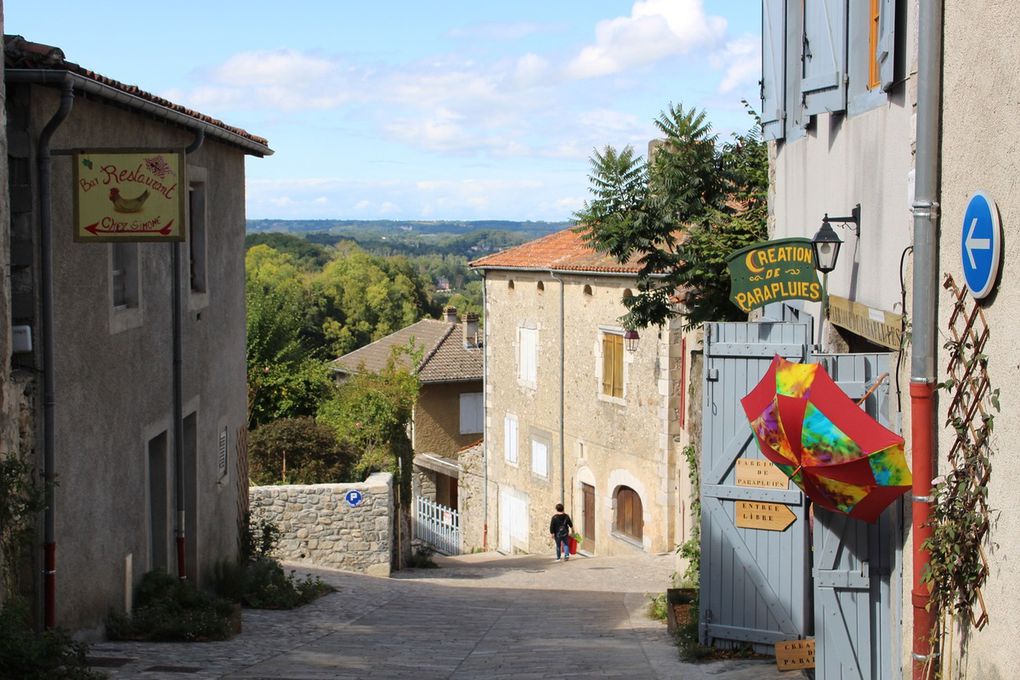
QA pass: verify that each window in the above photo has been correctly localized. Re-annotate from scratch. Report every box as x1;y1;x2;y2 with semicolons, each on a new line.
148;432;169;570
583;284;593;297
459;392;483;434
867;0;881;89
531;435;548;478
518;326;537;386
504;414;518;465
537;281;545;293
614;486;643;542
601;332;624;399
111;242;139;309
188;182;207;294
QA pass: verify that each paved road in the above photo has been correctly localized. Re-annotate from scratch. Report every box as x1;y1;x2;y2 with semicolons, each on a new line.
88;552;791;679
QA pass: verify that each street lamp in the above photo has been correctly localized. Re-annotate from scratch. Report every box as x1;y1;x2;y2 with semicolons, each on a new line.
623;329;640;352
811;205;860;345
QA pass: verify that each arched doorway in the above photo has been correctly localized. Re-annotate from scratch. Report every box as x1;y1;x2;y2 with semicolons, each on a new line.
614;485;643;543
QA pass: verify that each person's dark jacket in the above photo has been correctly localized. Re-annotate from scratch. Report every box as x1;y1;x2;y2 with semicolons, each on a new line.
550;512;573;539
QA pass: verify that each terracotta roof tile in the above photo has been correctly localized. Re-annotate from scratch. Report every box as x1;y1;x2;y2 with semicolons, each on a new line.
4;35;269;150
469;228;646;274
332;318;482;384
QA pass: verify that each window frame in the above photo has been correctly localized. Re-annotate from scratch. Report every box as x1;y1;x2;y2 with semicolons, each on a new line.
597;327;627;404
530;432;549;479
504;413;518;466
186;166;210;310
109;241;143;333
517;324;538;388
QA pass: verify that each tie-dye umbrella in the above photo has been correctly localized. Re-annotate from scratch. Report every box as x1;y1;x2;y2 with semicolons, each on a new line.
740;355;911;523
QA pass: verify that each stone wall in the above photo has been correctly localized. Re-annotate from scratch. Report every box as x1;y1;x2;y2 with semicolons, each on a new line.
457;442;487;552
249;472;393;577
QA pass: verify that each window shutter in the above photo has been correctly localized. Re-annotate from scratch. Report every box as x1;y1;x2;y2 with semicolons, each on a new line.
761;0;786;140
459;393;482;434
504;415;517;464
601;335;613;395
801;0;847;116
611;335;624;398
877;0;896;90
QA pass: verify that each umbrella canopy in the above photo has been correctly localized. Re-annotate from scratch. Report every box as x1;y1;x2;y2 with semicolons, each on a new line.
740;355;911;523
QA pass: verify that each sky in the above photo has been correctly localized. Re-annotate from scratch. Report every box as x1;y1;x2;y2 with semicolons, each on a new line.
7;1;762;222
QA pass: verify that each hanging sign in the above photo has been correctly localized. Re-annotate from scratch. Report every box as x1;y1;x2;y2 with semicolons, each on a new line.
726;238;822;313
73;149;185;242
734;501;796;531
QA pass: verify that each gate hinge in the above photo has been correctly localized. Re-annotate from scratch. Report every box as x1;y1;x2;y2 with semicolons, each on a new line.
707;368;719;382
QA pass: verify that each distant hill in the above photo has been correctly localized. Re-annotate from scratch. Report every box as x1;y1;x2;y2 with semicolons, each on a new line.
246;219;571;238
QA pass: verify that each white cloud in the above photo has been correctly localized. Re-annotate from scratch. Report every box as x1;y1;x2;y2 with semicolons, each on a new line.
447;22;549;41
713;35;761;94
566;0;727;79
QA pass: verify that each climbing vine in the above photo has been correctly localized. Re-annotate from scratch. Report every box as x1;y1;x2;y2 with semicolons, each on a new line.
922;274;998;676
676;443;701;587
0;452;44;601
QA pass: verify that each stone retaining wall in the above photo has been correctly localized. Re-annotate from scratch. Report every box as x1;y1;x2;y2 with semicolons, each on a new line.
249;472;393;577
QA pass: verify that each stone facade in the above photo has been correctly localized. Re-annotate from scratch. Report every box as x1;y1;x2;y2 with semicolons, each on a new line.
249;473;393;577
456;442;487;552
479;269;697;557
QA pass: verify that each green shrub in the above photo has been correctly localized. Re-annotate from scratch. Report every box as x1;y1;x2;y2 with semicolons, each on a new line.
106;570;237;642
0;599;103;680
212;557;334;610
648;593;668;621
249;417;356;485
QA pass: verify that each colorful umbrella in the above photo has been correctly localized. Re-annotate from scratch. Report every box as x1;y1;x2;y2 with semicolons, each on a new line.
740;355;911;523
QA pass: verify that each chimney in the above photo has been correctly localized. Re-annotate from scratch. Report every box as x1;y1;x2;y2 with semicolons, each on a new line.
463;312;480;349
444;306;458;323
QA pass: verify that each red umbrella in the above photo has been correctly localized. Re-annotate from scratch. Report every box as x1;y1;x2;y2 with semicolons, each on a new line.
740;355;911;523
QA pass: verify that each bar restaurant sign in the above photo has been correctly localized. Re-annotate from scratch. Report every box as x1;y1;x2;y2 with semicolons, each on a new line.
726;238;822;313
73;150;185;242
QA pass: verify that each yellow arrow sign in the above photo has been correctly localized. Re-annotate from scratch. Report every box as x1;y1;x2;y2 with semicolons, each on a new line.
734;501;796;532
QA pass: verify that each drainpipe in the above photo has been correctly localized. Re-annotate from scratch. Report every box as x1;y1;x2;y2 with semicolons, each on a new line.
549;271;565;505
911;1;942;678
173;129;204;580
481;275;488;550
35;77;75;629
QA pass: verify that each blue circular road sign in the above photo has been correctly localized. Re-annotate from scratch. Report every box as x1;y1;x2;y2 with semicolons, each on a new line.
960;192;1002;299
344;489;364;507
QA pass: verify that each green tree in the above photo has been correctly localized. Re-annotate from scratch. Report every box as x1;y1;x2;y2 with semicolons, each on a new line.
248;417;355;485
245;246;331;428
575;102;768;329
317;344;419;503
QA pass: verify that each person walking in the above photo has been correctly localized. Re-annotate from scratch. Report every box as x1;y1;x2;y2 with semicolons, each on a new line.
549;503;574;561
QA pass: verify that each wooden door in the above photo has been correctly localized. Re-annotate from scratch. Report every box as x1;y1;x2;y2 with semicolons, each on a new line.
582;483;596;554
700;321;812;653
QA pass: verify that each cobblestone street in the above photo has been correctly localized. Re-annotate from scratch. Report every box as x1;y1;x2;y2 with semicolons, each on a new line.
88;552;789;679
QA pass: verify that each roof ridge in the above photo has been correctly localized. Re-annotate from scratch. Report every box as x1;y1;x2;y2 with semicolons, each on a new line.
417;322;458;374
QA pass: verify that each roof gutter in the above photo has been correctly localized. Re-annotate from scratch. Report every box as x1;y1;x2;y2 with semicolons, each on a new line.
6;69;273;157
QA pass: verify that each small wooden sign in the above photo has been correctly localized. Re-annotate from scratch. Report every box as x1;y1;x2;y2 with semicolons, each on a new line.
735;501;796;532
735;458;789;489
775;638;815;671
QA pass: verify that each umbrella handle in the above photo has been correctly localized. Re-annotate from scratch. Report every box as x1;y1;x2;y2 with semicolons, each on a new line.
856;372;890;406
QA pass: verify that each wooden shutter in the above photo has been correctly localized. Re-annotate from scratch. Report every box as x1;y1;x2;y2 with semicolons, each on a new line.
877;0;896;90
504;415;517;464
761;0;786;140
612;334;623;398
801;0;847;116
601;335;614;395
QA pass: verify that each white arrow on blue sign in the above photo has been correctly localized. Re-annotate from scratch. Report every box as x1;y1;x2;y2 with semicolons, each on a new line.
960;192;1001;300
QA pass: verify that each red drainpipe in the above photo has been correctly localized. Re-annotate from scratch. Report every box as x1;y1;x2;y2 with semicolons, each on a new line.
910;381;935;678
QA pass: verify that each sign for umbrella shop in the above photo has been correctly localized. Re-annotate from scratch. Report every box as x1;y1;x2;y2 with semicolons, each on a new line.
775;639;815;671
735;458;789;489
726;238;822;313
73;150;185;242
741;355;911;523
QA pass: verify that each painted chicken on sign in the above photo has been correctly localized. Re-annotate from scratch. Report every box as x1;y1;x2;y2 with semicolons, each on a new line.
109;187;150;213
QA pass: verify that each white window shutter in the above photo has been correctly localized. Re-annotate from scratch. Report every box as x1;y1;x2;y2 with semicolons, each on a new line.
877;0;896;90
801;0;847;116
504;415;517;464
459;392;482;434
532;438;548;477
761;0;786;140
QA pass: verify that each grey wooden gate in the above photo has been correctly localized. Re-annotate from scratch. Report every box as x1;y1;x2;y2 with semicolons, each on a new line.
811;353;902;680
700;321;812;652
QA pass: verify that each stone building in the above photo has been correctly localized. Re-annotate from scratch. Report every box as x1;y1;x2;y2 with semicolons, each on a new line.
5;35;270;633
331;309;483;510
470;229;697;557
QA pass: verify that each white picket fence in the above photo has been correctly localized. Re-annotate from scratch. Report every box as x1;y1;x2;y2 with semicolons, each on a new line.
414;496;461;555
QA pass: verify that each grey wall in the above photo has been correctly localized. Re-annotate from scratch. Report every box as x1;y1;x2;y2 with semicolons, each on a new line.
15;84;250;633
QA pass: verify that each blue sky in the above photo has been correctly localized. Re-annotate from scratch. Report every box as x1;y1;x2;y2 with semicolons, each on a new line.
8;1;762;221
